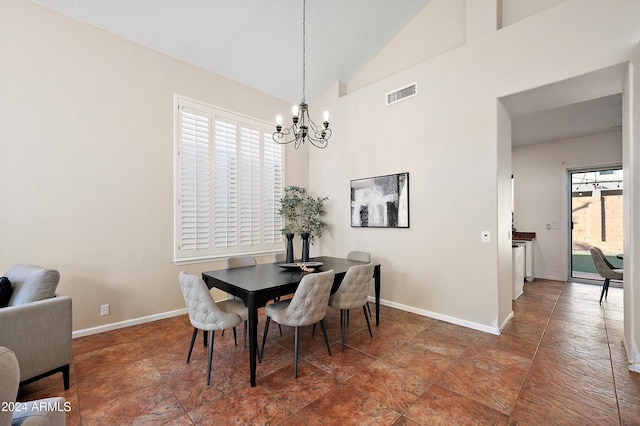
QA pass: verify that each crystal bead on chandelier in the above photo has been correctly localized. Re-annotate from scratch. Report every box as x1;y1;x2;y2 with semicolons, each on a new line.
273;0;331;149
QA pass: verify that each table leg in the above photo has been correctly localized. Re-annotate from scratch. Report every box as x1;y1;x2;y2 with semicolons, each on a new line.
248;296;258;387
374;265;381;326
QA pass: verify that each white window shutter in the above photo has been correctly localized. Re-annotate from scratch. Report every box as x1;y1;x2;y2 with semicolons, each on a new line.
175;97;285;261
213;114;238;249
263;131;283;244
177;105;211;255
239;121;261;247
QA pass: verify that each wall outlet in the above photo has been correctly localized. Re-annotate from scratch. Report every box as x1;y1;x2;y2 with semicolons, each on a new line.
100;304;110;316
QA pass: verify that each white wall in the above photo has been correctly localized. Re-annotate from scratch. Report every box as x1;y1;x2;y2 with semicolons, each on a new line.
0;0;305;331
512;131;623;281
309;0;640;339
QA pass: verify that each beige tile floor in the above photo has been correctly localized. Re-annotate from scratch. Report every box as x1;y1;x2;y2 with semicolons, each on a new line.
17;280;640;425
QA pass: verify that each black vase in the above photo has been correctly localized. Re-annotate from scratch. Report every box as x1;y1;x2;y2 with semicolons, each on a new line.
301;232;310;262
285;233;295;263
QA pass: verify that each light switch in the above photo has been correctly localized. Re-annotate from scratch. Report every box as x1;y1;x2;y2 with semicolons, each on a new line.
481;231;490;243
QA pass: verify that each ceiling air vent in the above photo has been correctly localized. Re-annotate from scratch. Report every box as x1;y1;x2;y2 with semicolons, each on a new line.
386;82;417;106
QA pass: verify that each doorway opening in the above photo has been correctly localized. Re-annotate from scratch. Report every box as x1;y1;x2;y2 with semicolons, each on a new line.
570;167;624;281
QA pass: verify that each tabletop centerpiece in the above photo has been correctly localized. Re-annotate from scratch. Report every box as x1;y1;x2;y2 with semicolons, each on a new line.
279;185;328;263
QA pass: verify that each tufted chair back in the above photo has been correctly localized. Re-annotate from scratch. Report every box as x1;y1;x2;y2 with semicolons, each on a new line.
270;269;335;328
178;272;243;331
330;263;375;310
225;255;257;269
346;251;371;263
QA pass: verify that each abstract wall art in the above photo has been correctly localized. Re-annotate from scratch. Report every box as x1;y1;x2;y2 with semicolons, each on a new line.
350;172;409;228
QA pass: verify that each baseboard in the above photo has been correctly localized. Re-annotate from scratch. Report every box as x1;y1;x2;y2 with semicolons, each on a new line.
532;274;565;281
621;338;640;373
72;308;187;338
75;298;504;339
499;311;515;332
368;296;501;335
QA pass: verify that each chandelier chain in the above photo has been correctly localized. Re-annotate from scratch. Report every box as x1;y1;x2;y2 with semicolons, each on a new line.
271;0;331;149
302;0;306;102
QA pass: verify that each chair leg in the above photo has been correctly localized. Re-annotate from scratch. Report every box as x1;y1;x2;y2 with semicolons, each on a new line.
340;309;347;352
605;279;611;300
600;278;609;305
232;327;238;346
62;364;70;391
320;320;332;356
187;327;198;363
207;330;215;386
203;330;208;347
273;297;283;336
244;320;247;350
366;301;372;317
363;305;373;338
260;316;271;358
293;326;299;378
312;323;317;336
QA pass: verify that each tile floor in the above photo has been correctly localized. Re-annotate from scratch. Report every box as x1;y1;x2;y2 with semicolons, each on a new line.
17;280;640;425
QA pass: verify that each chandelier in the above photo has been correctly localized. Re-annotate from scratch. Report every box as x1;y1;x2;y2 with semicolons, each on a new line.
273;0;331;149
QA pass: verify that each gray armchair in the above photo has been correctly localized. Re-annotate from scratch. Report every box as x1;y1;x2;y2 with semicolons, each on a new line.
0;265;72;390
0;346;67;426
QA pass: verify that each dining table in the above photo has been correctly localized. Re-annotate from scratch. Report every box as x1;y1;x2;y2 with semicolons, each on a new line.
202;256;381;387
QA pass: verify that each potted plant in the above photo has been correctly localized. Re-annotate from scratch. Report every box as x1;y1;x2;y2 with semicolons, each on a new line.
279;185;328;262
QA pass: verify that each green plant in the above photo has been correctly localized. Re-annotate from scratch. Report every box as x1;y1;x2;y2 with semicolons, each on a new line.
279;185;328;244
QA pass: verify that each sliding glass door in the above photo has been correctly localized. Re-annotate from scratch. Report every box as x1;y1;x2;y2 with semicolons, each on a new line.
570;168;623;281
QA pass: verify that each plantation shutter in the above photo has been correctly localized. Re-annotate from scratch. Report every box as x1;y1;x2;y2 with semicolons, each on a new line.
177;104;211;256
263;131;284;244
175;96;285;262
213;113;238;249
239;121;261;247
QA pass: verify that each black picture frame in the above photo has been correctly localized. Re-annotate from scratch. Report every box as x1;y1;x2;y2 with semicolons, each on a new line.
350;172;409;228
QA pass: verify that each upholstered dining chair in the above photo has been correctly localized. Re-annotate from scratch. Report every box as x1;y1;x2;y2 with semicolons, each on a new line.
329;263;375;351
225;255;257;269
260;269;335;378
272;252;286;263
223;255;257;341
347;251;373;316
178;272;248;385
590;247;623;305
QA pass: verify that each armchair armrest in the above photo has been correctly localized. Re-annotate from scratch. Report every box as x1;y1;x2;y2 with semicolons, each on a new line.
12;397;68;426
0;295;72;386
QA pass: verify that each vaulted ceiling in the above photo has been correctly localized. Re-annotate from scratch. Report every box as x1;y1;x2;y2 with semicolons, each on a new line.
31;0;430;104
30;0;623;147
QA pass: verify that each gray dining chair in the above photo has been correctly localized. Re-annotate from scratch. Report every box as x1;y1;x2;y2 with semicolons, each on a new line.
347;251;373;316
225;255;257;269
329;263;375;351
590;247;623;305
223;255;257;342
178;272;248;385
260;269;335;378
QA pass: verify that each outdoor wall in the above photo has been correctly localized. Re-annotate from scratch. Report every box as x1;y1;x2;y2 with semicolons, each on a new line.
572;193;624;256
512;131;622;281
0;0;304;332
310;0;640;340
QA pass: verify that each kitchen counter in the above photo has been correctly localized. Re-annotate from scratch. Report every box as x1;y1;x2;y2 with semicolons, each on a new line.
512;232;535;282
512;231;536;241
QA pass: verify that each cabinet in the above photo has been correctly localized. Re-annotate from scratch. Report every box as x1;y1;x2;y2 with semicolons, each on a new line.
512;243;525;299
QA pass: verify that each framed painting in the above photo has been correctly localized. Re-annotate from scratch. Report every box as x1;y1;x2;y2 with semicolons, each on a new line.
350;172;409;228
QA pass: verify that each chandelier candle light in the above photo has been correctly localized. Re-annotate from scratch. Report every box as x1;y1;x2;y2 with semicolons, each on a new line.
273;0;332;149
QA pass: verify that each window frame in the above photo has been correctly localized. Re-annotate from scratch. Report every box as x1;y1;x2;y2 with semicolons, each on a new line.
174;95;285;263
